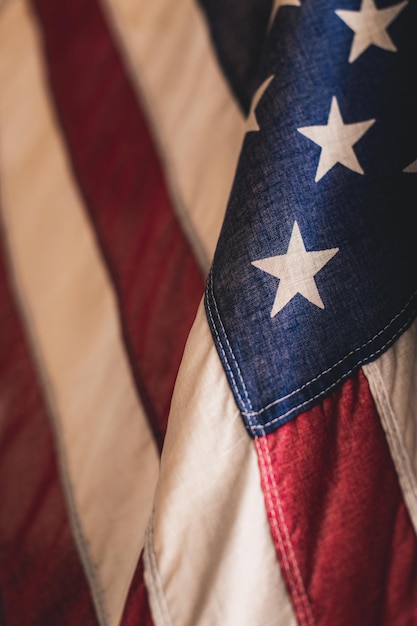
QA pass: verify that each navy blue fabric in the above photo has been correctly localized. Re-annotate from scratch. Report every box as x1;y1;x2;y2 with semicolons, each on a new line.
197;0;271;112
204;0;417;436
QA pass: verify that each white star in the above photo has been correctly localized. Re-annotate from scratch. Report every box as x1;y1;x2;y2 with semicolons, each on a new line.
251;221;339;317
297;97;375;182
336;0;408;63
246;75;274;132
404;158;417;173
268;0;301;30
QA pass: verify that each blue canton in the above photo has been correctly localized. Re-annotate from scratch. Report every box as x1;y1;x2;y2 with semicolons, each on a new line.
204;0;417;436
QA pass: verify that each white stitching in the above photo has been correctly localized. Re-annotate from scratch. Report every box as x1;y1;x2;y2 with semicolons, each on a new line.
205;276;249;410
209;271;254;411
248;304;417;430
256;436;315;626
207;278;417;427
363;360;417;527
206;271;254;415
143;515;174;626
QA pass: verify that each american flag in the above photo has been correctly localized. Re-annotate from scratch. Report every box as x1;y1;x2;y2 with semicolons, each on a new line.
0;0;416;624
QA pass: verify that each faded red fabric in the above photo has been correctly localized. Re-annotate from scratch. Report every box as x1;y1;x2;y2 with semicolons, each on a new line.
31;0;205;451
0;231;98;626
256;370;417;626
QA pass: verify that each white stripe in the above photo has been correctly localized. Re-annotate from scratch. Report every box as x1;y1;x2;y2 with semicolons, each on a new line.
404;159;417;173
145;301;296;626
143;521;173;626
0;3;159;625
99;0;246;270
363;319;417;532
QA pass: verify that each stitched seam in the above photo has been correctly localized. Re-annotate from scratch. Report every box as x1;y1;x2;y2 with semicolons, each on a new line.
247;305;417;431
256;437;315;626
364;362;417;527
98;0;211;275
246;301;417;418
143;517;174;626
206;271;253;412
208;275;416;424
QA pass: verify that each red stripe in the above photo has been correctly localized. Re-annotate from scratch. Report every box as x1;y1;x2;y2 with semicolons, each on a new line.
256;370;417;626
30;0;205;449
0;230;98;625
120;552;154;626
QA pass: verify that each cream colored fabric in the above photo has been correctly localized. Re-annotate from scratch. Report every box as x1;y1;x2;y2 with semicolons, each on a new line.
0;3;159;625
100;0;246;270
363;318;417;532
145;302;296;626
